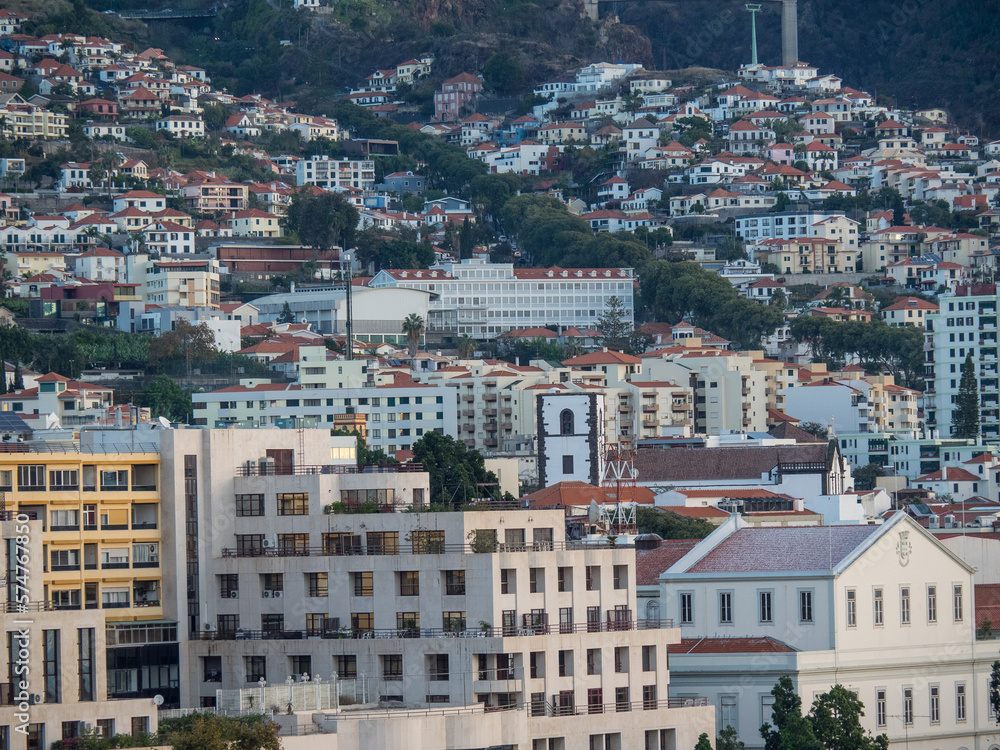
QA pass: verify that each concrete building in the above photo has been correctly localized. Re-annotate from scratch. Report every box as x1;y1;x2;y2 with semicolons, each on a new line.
125;254;222;309
159;426;713;746
294;157;375;191
783;376;919;435
537;392;604;487
923;283;1000;441
734;212;860;246
369;259;636;341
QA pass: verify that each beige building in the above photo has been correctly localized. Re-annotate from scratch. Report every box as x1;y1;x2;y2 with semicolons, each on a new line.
126;254;222;308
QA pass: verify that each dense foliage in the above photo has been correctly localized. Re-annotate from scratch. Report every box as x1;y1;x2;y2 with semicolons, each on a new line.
635;507;715;540
411;431;501;507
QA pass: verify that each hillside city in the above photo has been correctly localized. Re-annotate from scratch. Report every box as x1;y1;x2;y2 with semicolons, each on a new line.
1;1;1000;750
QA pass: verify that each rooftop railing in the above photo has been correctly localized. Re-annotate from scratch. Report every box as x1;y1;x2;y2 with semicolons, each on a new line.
236;463;424;477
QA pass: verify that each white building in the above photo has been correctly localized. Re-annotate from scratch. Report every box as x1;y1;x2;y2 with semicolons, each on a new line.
369;259;636;339
651;512;983;750
537;392;605;487
295;156;375;191
735;211;860;246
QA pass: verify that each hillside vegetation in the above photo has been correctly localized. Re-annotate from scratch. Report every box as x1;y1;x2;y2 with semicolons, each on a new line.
24;0;1000;134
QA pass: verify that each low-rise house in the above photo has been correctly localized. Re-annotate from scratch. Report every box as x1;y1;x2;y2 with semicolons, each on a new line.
155;114;205;138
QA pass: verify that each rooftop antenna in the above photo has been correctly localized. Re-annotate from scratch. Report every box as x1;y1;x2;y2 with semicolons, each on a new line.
746;4;763;66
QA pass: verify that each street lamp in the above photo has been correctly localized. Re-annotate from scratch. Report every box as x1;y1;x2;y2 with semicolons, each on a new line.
344;250;353;361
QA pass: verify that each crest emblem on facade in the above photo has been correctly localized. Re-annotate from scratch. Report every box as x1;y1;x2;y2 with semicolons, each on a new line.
896;530;912;567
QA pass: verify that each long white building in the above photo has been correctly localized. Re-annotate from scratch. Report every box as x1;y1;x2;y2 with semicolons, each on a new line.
369;259;636;339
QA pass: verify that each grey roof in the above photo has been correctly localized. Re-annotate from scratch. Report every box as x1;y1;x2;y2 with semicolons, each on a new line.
685;526;881;573
635;443;830;483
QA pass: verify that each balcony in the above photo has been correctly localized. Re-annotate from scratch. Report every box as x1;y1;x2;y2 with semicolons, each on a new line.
462;410;475;418
237;462;424;477
462;393;474;402
484;393;497;402
642;403;657;412
501;407;512;416
484;409;497;418
672;401;688;411
618;404;630;413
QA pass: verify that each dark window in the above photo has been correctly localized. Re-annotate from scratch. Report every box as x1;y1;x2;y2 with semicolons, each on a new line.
43;630;61;703
245;656;266;683
235;494;263;516
78;628;94;702
560;409;574;435
562;455;574;474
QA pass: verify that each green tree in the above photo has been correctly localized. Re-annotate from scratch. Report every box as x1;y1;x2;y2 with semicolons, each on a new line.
810;685;888;750
761;676;821;750
456;334;477;359
799;422;829;440
135;375;193;423
284;190;359;257
158;714;280;750
148;320;217;377
636;507;715;539
694;734;713;750
852;463;886;492
411;431;499;507
952;353;980;439
401;313;425;359
11;362;23;391
596;295;632;352
482;52;524;95
277;301;296;324
717;725;745;750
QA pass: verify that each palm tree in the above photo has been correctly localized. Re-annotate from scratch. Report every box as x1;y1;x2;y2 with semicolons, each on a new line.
401;313;425;360
455;334;476;360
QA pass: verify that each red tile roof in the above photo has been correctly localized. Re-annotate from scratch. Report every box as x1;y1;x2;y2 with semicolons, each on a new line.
524;481;654;509
635;540;700;585
675;637;796;654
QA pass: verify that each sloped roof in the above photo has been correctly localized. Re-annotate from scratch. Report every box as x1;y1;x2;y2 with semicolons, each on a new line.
562;350;642;366
685;525;881;573
635;540;700;585
674;637;797;654
524;481;655;510
635;443;831;482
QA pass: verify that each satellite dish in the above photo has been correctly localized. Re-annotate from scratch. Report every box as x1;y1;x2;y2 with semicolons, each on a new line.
588;500;600;523
158;416;172;429
153;694;164;706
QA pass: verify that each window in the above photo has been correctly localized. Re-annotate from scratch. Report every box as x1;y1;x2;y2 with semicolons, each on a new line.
586;565;600;591
876;689;886;727
613;565;628;590
846;589;856;627
929;685;940;724
217;615;239;634
236;534;263;555
50;509;79;530
399;571;419;596
235;494;263;516
428;654;448;681
278;534;307;554
719;591;733;624
78;628;95;702
616;686;630;713
245;656;266;683
641;645;656;672
558;566;571;592
587;605;601;632
500;568;513;594
530;692;546;717
800;590;813;623
588;688;603;714
720;696;738;733
290;655;311;678
559;607;573;634
277;493;308;515
382;655;403;681
901;587;911;624
366;531;399;555
560;409;574;435
680;593;693;624
529;568;543;593
903;687;913;725
954;584;964;622
586;648;601;675
615;646;628;673
307;573;328;597
956;683;966;721
261;614;284;634
49;470;78;489
445;570;465;596
873;588;883;626
562;455;574;474
529;651;544;678
100;470;128;491
350;613;374;635
18;464;45;490
558;650;572;677
351;572;373;597
442;611;465;632
334;655;357;679
926;585;937;623
642;684;657;710
759;591;772;623
411;529;445;554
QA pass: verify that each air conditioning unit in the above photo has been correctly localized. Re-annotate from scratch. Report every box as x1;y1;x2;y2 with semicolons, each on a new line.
262;537;276;549
229;590;239;599
262;590;272;598
30;694;41;705
83;723;92;733
273;591;283;599
204;623;216;631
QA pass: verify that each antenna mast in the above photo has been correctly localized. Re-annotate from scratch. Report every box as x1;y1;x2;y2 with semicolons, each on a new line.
601;438;637;535
746;4;763;66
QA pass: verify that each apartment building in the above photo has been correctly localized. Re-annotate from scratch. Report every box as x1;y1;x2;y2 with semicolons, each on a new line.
0;516;159;749
294;156;375;191
163;427;713;747
125;255;222;309
783;375;919;434
651;513;987;750
180;175;247;214
192;365;458;455
640;347;767;435
369;259;636;340
836;432;989;484
923;283;1000;441
0;438;180;715
749;237;859;275
734;212;859;245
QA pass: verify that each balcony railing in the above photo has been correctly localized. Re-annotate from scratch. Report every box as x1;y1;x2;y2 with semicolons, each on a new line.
537;696;708;718
222;539;630;558
191;618;673;642
237;463;423;477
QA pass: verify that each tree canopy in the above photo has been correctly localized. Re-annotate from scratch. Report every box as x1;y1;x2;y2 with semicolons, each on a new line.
411;431;500;507
636;507;715;540
952;353;980;439
284;189;359;255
